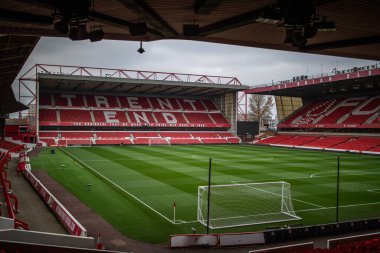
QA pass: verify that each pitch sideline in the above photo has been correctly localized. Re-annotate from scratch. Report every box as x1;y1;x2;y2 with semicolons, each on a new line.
61;147;186;225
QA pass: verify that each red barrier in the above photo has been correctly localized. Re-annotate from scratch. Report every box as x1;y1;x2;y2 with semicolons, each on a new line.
22;163;87;237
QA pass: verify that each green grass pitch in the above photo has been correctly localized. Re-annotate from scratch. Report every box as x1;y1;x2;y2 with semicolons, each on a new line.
30;145;380;243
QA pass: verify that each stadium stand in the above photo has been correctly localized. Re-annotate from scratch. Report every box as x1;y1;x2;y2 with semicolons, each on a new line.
38;93;240;146
0;149;29;230
257;134;380;152
256;92;380;153
0;140;25;153
277;95;380;129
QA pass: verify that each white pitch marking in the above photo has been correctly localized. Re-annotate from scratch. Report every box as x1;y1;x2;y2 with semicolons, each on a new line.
61;148;180;225
297;201;380;213
367;189;380;193
310;170;380;178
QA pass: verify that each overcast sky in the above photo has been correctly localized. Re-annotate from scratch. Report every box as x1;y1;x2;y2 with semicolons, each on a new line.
12;37;378;119
18;36;378;87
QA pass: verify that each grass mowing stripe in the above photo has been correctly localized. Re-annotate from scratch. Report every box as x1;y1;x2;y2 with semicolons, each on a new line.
61;147;176;224
31;145;380;243
80;146;203;221
92;146;208;194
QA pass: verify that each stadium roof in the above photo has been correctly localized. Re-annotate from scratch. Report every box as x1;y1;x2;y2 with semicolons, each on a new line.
0;0;379;61
35;66;247;97
246;65;380;97
0;35;37;115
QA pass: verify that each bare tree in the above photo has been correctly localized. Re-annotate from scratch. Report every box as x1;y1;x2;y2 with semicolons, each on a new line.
248;94;274;126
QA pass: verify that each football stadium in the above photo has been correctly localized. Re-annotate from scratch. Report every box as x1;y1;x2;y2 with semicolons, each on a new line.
1;1;380;253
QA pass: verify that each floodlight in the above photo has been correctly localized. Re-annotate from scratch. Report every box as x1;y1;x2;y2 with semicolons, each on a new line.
314;21;336;32
89;28;104;42
54;19;69;34
256;7;283;24
69;24;88;40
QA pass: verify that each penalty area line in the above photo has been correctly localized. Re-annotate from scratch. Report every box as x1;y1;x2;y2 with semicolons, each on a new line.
61;148;179;225
297;201;380;213
367;189;380;193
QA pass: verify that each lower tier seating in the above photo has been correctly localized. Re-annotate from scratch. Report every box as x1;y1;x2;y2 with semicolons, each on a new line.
38;131;240;146
257;134;380;152
0;140;25;152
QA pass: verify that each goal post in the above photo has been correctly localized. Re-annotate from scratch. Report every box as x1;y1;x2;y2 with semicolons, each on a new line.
197;181;301;229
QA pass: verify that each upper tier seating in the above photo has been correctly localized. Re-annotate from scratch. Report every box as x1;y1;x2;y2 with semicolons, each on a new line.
39;109;58;122
60;109;92;123
278;95;380;129
41;94;219;111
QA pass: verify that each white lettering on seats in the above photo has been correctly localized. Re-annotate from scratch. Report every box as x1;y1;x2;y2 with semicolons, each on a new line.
183;99;197;110
352;96;380;115
162;113;177;124
127;97;142;109
133;112;150;124
61;94;76;107
325;97;366;116
157;98;173;110
104;111;119;123
95;96;109;108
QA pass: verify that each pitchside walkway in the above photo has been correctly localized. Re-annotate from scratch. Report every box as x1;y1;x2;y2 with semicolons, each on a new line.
6;158;67;234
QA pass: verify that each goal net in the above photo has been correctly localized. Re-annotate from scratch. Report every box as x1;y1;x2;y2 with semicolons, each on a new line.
197;181;301;229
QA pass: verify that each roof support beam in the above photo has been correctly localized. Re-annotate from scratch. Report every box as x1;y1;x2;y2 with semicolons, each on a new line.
139;85;161;93
117;0;177;38
199;0;340;36
124;85;141;93
185;87;211;95
0;55;25;62
89;11;163;37
109;83;127;91
200;8;263;36
303;35;380;51
196;88;226;96
0;8;53;25
154;86;178;94
91;81;106;91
